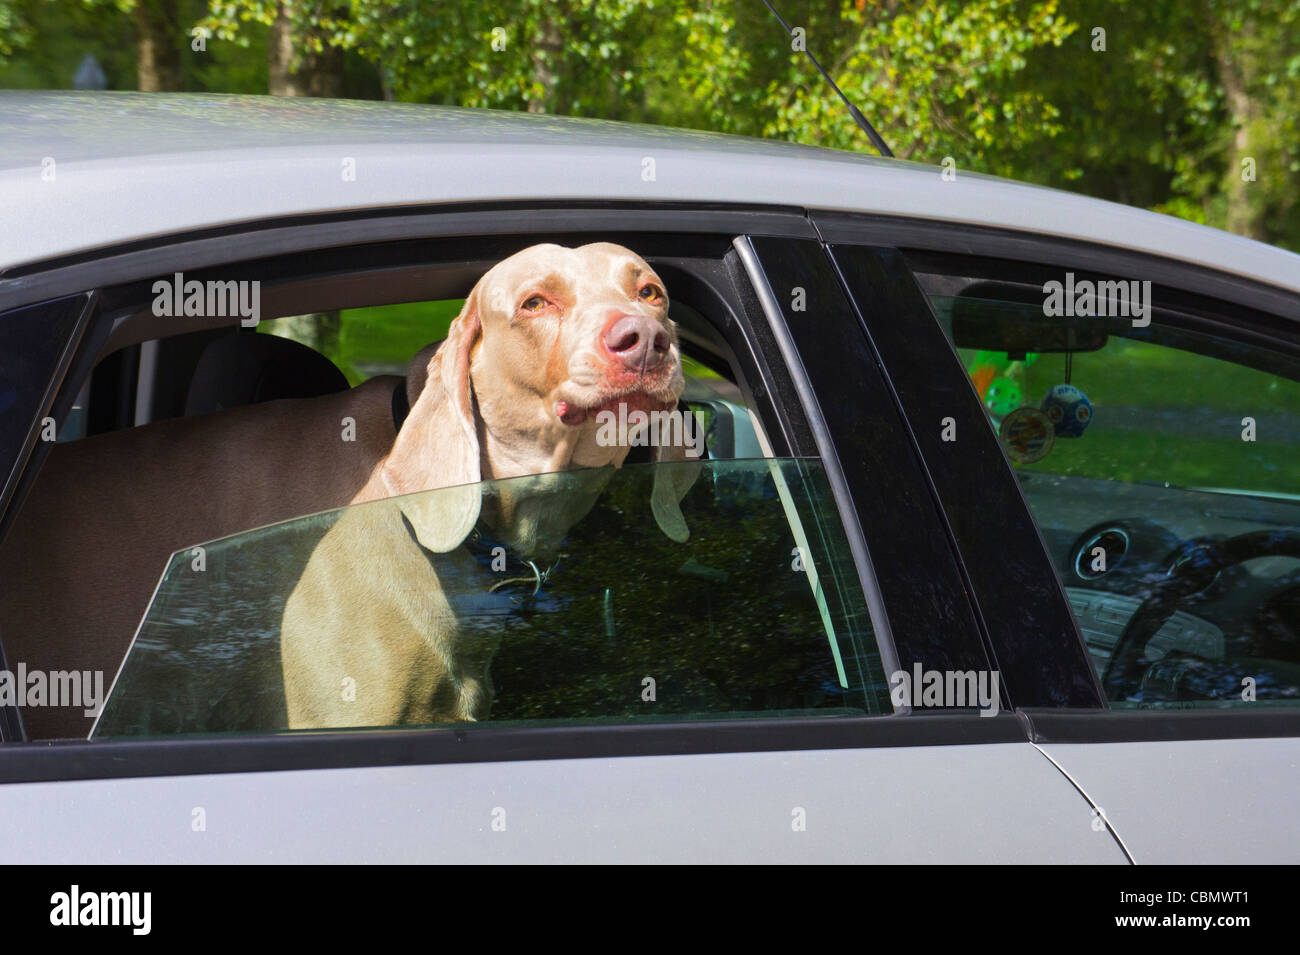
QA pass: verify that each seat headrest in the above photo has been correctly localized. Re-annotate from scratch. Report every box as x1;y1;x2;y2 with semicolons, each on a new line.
185;330;349;416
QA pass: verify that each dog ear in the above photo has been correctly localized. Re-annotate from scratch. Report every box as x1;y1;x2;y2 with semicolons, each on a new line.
383;291;482;553
649;422;702;543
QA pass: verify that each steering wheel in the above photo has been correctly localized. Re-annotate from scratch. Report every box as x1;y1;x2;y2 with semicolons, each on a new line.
1101;529;1300;700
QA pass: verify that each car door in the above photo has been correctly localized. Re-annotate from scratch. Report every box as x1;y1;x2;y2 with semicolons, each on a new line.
0;207;1120;863
820;214;1300;863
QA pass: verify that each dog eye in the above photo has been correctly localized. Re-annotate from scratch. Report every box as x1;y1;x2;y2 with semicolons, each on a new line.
521;295;550;312
638;285;664;304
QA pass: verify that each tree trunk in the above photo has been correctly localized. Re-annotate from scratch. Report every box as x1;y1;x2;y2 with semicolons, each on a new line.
268;4;294;96
268;3;345;354
135;0;182;91
1214;24;1265;241
278;312;341;358
528;17;562;114
269;1;344;98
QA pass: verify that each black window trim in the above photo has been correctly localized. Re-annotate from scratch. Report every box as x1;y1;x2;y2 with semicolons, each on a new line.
828;243;1105;710
732;236;902;688
0;713;1030;785
0;201;818;315
737;236;1002;702
0;293;96;530
812;211;1300;324
1022;707;1300;743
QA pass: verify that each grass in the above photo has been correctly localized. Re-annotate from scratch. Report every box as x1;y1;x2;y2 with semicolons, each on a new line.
334;300;463;383
959;337;1300;496
1023;340;1300;417
1026;429;1300;491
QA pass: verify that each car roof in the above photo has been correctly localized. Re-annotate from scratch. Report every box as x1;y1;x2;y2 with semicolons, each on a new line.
2;90;1298;296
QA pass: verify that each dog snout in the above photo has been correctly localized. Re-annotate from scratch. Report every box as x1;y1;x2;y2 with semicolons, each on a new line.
603;314;670;372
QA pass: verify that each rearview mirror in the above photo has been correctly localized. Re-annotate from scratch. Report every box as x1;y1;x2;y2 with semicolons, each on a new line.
950;282;1110;356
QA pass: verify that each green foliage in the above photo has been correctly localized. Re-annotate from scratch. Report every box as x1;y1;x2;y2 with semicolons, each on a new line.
1;0;1297;250
341;0;650;114
1017;0;1300;247
0;0;33;64
0;0;135;87
670;0;1076;166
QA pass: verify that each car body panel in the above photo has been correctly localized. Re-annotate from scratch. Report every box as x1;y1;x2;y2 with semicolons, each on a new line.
2;92;1298;298
0;743;1125;863
1038;737;1300;863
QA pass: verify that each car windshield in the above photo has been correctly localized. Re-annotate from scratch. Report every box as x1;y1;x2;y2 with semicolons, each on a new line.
93;457;890;737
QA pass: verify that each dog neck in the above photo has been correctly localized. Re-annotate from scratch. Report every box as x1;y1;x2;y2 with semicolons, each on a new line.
476;466;615;560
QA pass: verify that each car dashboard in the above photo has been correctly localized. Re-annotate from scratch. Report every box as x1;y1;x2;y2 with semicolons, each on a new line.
1021;471;1300;701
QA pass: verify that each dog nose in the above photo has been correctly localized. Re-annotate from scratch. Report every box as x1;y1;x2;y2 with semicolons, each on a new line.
604;315;669;371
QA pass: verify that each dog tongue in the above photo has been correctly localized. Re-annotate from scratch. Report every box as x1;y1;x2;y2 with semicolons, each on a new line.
555;401;587;426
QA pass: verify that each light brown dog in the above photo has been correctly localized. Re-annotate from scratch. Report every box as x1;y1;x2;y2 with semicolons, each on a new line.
281;242;698;729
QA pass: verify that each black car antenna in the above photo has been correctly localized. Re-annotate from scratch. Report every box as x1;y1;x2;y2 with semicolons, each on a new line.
760;0;895;158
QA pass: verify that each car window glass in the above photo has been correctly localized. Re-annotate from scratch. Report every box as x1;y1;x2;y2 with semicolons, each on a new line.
93;458;890;736
920;273;1300;710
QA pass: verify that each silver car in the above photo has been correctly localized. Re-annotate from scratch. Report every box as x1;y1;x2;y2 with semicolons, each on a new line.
1;91;1298;864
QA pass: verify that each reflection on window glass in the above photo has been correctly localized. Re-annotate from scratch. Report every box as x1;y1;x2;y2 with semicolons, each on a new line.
922;276;1300;711
94;458;888;737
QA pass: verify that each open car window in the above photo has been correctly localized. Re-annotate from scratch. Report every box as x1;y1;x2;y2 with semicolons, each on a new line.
94;458;889;737
919;270;1300;710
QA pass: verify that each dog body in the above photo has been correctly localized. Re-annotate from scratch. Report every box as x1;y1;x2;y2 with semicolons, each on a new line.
282;243;696;728
282;506;495;727
282;468;618;727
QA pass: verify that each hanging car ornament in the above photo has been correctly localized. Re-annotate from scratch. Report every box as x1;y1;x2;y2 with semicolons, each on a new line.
1041;383;1093;437
998;406;1055;465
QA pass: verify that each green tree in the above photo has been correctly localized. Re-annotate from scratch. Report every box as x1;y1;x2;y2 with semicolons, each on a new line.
205;0;657;114
0;0;135;87
1017;0;1299;248
4;0;1297;250
1206;0;1300;244
669;0;1076;166
0;0;33;65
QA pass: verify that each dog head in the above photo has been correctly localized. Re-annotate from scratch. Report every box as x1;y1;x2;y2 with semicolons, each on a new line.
383;242;697;555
